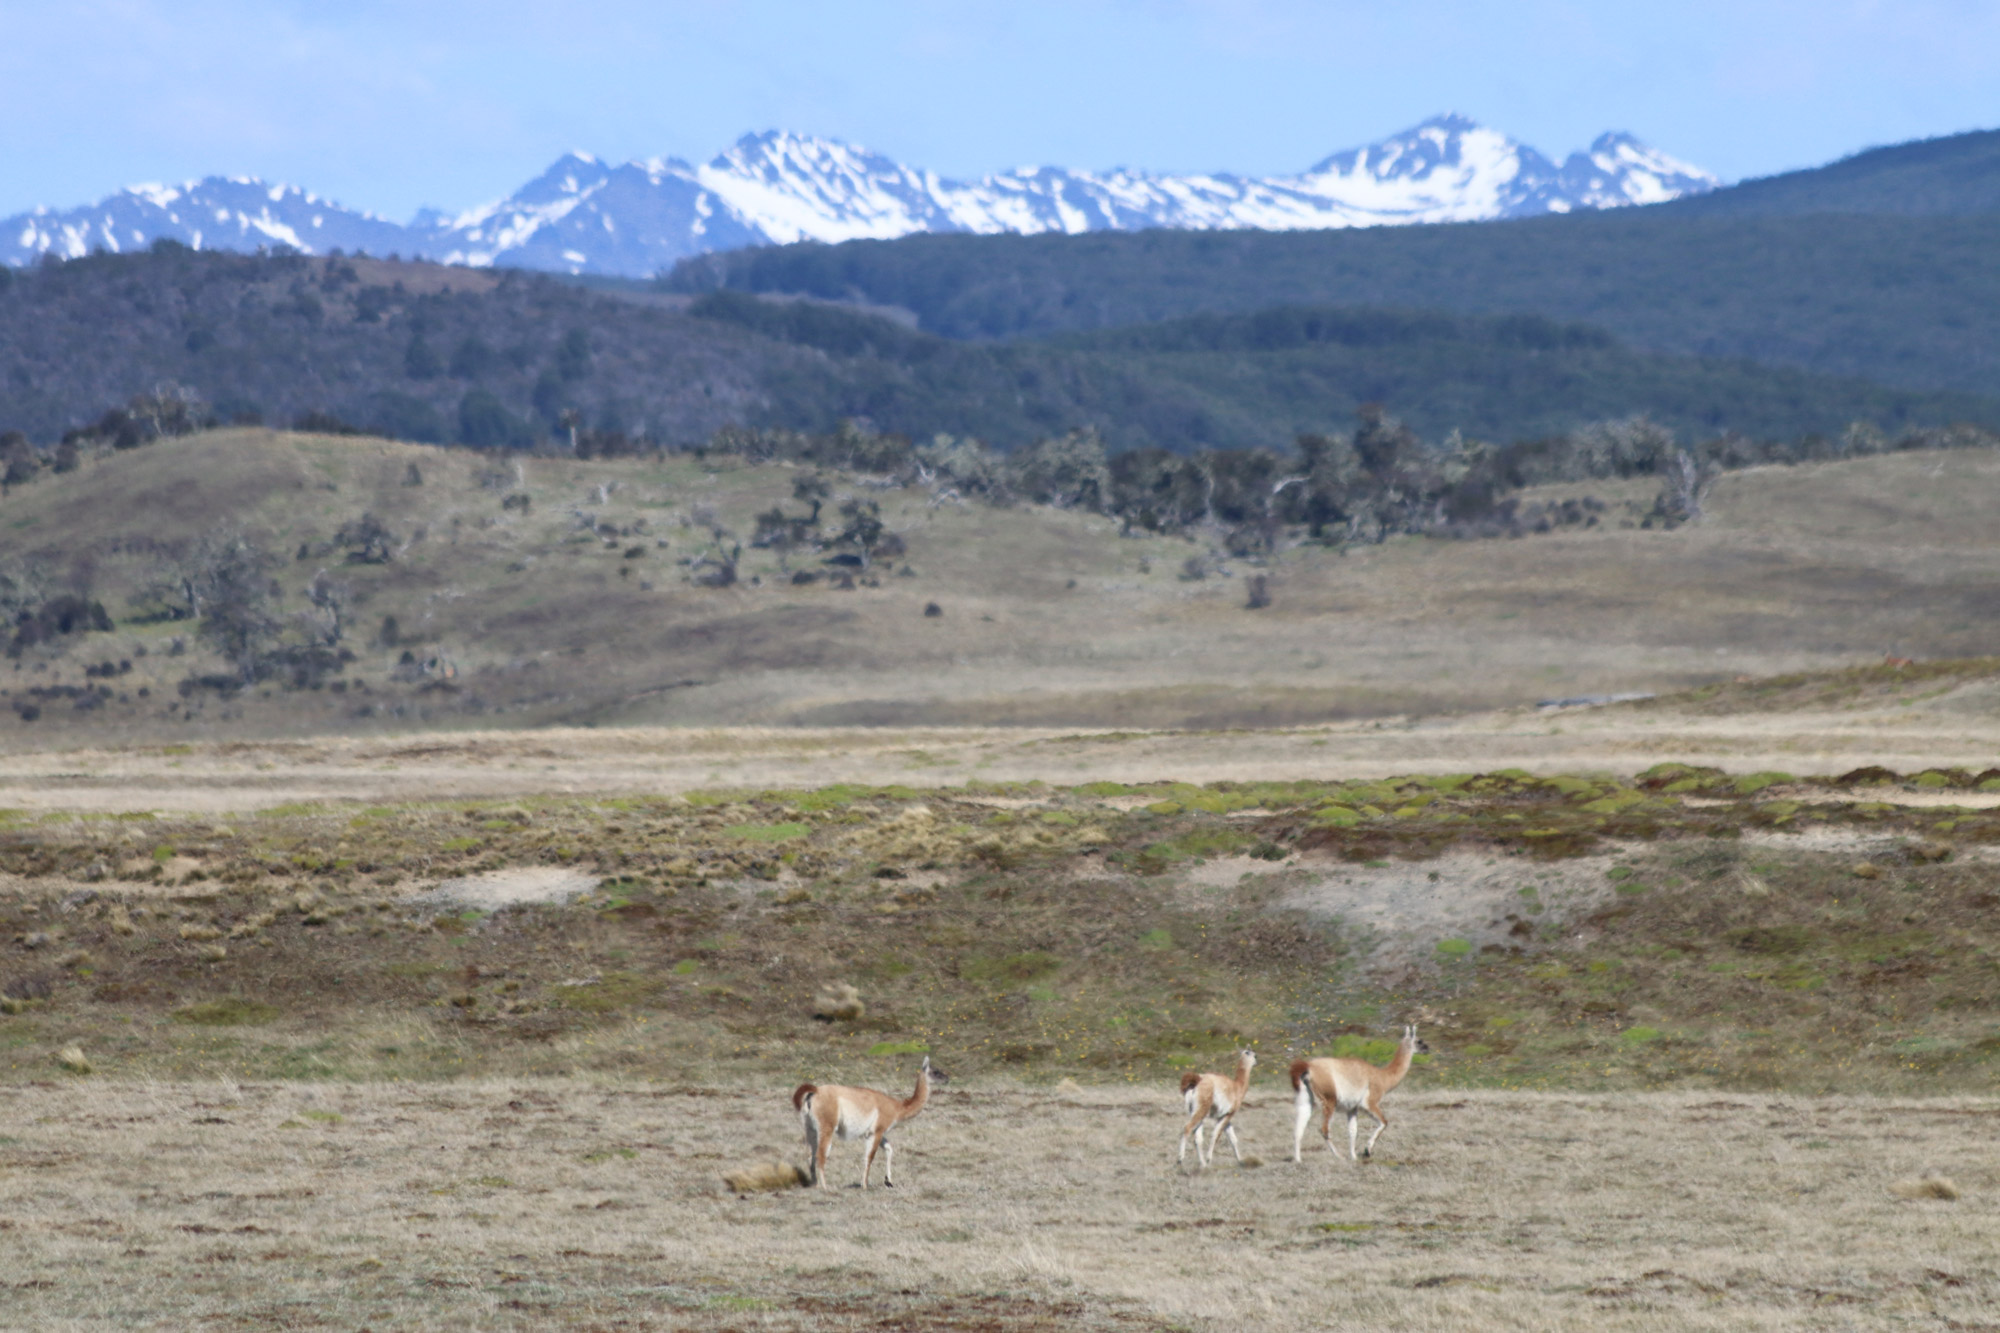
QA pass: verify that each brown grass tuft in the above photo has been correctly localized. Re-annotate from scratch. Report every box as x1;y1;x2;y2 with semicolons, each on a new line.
178;923;223;941
1891;1175;1961;1200
54;1044;91;1074
812;981;864;1022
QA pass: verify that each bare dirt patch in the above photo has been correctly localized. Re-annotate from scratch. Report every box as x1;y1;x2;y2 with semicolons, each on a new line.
1270;850;1621;973
418;867;600;910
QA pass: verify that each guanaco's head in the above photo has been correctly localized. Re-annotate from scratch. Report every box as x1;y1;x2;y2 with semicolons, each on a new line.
1403;1024;1431;1055
1237;1048;1257;1071
921;1053;950;1087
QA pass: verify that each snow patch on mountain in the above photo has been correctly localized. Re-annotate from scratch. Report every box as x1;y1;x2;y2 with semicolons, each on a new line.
1;116;1717;277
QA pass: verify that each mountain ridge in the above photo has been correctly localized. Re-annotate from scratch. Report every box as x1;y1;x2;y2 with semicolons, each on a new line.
1665;125;2000;217
1;116;1713;277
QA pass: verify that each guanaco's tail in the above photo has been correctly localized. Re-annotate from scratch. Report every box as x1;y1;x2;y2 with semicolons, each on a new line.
1178;1071;1202;1095
1289;1059;1312;1094
791;1082;817;1111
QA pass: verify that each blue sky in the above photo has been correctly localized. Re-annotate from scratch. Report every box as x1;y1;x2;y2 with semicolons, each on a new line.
2;0;1996;220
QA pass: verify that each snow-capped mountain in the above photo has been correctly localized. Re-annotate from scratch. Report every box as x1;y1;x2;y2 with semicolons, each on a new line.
4;177;414;267
2;116;1715;276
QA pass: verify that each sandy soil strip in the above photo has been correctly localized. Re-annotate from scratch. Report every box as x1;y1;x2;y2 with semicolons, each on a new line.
0;705;1991;812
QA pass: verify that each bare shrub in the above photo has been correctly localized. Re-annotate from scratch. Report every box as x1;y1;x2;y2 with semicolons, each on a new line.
723;1162;810;1193
0;430;39;487
333;513;396;564
688;544;739;588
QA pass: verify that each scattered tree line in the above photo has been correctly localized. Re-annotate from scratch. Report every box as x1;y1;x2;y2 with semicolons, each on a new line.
0;509;394;715
10;367;1998;559
699;410;2000;548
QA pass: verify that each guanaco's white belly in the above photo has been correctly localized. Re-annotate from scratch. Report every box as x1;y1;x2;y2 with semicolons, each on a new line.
834;1104;881;1140
1295;1061;1368;1111
1326;1068;1368;1110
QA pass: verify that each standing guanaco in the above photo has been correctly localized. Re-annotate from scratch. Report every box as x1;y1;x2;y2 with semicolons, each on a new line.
792;1055;947;1189
1178;1048;1256;1168
1290;1025;1429;1163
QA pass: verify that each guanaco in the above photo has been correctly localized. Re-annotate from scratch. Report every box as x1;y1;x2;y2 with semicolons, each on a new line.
791;1055;947;1189
1178;1048;1255;1168
1290;1025;1429;1164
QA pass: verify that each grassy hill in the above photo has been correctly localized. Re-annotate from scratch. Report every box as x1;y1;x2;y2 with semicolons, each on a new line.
668;210;2000;399
3;426;1999;745
4;247;1997;456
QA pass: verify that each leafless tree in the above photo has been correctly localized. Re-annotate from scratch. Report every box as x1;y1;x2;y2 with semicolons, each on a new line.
1654;449;1719;526
303;569;350;647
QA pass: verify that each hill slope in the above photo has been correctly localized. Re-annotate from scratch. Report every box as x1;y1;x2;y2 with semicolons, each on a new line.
668;209;2000;399
1668;126;2000;218
2;427;1998;744
6;247;1991;452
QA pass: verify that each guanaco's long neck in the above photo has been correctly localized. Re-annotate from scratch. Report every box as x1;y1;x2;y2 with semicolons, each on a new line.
1231;1055;1254;1097
1381;1040;1415;1091
902;1067;930;1118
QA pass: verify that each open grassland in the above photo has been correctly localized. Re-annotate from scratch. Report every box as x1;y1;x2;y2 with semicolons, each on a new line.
3;429;2000;742
3;655;2000;811
1;1079;1995;1331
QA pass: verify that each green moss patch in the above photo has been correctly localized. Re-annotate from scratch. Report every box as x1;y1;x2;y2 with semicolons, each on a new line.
962;951;1064;983
721;822;809;842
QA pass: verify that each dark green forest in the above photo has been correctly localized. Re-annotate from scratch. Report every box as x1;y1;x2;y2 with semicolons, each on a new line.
1665;126;2000;218
665;210;2000;398
4;245;1997;457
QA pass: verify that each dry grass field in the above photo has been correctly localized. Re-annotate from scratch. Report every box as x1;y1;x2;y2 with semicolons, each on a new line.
0;690;1999;813
2;1079;1994;1331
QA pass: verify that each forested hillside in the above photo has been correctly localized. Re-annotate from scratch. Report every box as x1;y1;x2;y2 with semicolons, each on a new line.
666;210;2000;397
1665;126;2000;218
0;247;779;447
4;245;1998;455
